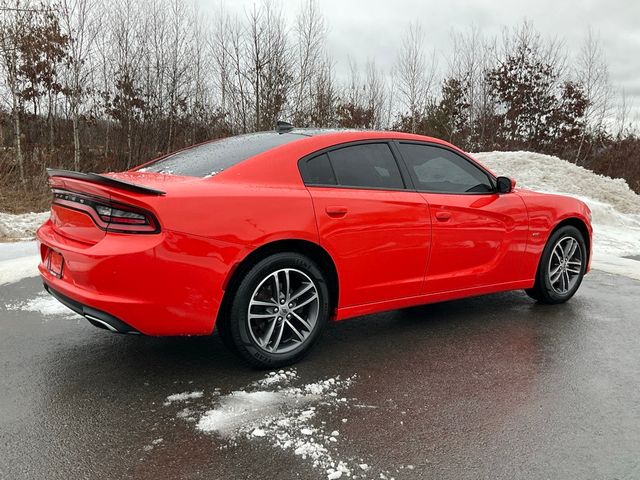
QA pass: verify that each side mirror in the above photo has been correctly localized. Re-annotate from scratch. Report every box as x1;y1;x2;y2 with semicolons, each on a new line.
496;176;515;193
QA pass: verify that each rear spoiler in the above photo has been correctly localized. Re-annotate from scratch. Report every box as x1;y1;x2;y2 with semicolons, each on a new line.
46;169;166;196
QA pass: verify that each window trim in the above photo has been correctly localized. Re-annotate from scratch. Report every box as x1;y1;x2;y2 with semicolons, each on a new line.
297;140;411;192
393;140;498;195
297;138;498;195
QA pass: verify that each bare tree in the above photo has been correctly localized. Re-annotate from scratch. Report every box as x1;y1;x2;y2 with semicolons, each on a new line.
310;54;336;127
60;0;97;170
574;27;612;161
364;60;385;129
0;0;37;184
291;0;325;126
394;22;436;132
107;0;146;167
246;1;292;131
614;87;633;139
164;0;189;153
449;25;497;148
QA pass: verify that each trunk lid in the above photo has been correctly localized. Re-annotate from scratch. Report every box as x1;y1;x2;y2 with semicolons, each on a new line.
46;169;197;244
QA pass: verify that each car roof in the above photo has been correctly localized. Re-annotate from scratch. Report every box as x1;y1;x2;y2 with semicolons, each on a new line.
209;128;475;186
282;128;452;145
269;128;460;156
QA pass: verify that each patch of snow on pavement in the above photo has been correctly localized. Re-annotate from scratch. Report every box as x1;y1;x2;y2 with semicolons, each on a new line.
5;292;79;318
474;151;640;280
165;369;394;480
164;391;204;405
0;211;48;240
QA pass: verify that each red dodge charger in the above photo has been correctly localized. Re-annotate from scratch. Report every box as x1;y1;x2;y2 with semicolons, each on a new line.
37;126;592;367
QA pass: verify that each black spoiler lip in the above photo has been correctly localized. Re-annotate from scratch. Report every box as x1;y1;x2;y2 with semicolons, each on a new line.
46;168;166;196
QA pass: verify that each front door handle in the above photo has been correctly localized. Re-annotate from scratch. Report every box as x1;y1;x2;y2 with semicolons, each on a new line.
435;211;451;221
325;205;348;217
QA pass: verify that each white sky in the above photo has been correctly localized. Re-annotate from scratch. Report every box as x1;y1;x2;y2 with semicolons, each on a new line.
199;0;640;121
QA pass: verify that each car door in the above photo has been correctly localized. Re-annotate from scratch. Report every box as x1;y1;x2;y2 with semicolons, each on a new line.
395;142;529;294
299;141;431;308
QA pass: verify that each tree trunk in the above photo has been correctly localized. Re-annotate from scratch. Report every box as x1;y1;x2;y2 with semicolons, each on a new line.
575;133;586;165
48;94;55;151
127;115;133;169
72;113;80;171
104;121;110;159
167;112;173;155
14;109;25;185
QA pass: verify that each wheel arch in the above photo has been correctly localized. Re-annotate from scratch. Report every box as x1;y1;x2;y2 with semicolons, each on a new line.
551;217;591;264
216;239;339;329
532;216;591;282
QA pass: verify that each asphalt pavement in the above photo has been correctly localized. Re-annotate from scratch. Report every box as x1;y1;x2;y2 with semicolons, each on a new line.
1;271;639;480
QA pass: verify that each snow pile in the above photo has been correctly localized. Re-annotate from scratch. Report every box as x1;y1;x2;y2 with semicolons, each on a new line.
164;369;393;480
474;151;640;279
5;292;79;318
0;211;48;240
0;241;40;285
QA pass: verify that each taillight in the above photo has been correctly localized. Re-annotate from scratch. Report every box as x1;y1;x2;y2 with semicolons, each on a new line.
53;189;160;234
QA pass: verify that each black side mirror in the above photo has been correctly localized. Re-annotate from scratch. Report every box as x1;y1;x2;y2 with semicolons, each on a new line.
496;176;515;193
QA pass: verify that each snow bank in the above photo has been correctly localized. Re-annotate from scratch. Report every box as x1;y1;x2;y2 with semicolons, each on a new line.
0;214;46;285
0;241;40;285
474;151;640;280
164;369;395;480
0;211;48;241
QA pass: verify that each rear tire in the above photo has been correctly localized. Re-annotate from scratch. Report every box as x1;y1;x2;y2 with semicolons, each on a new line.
525;225;587;304
225;252;330;368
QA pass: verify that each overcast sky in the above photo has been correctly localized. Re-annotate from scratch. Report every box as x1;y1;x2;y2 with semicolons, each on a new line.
199;0;640;121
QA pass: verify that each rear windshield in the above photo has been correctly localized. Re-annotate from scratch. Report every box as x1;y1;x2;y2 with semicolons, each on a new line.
138;132;306;178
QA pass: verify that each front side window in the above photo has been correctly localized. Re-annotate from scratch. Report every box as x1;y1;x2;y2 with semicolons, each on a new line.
398;143;494;193
327;143;404;190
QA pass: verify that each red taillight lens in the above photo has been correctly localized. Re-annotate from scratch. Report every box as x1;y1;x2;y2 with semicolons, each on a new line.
53;190;160;234
96;205;148;225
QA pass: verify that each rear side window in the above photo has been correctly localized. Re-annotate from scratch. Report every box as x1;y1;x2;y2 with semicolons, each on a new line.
398;143;494;193
302;154;337;185
138;132;306;178
326;143;404;190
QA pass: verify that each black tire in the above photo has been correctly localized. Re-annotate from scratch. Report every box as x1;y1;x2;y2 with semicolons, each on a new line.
525;225;587;304
215;311;238;354
225;252;330;368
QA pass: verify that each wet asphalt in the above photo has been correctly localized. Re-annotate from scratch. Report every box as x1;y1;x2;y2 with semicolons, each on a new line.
1;271;639;480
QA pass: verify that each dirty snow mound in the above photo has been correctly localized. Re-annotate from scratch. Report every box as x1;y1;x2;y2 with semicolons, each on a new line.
0;211;48;240
474;151;640;279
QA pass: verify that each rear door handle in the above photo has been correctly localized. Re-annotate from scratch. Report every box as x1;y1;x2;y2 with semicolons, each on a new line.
325;205;348;217
435;211;451;221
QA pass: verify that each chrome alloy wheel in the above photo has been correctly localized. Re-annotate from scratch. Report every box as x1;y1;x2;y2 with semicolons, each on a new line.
247;268;320;354
548;236;583;295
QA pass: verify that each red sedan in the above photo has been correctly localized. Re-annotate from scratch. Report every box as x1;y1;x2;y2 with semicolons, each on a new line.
37;126;592;367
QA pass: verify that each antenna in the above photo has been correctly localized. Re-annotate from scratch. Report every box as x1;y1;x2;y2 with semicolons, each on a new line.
275;121;294;134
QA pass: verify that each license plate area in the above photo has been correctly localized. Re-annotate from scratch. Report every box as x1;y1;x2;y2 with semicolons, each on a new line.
47;250;64;278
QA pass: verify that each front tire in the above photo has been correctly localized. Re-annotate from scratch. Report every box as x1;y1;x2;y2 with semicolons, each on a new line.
525;225;587;304
225;252;330;368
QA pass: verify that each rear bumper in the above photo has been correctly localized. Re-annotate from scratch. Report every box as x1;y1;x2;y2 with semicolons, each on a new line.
36;220;248;336
44;282;139;334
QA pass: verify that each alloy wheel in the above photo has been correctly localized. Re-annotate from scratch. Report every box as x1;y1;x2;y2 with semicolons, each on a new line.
247;268;320;354
548;235;583;295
